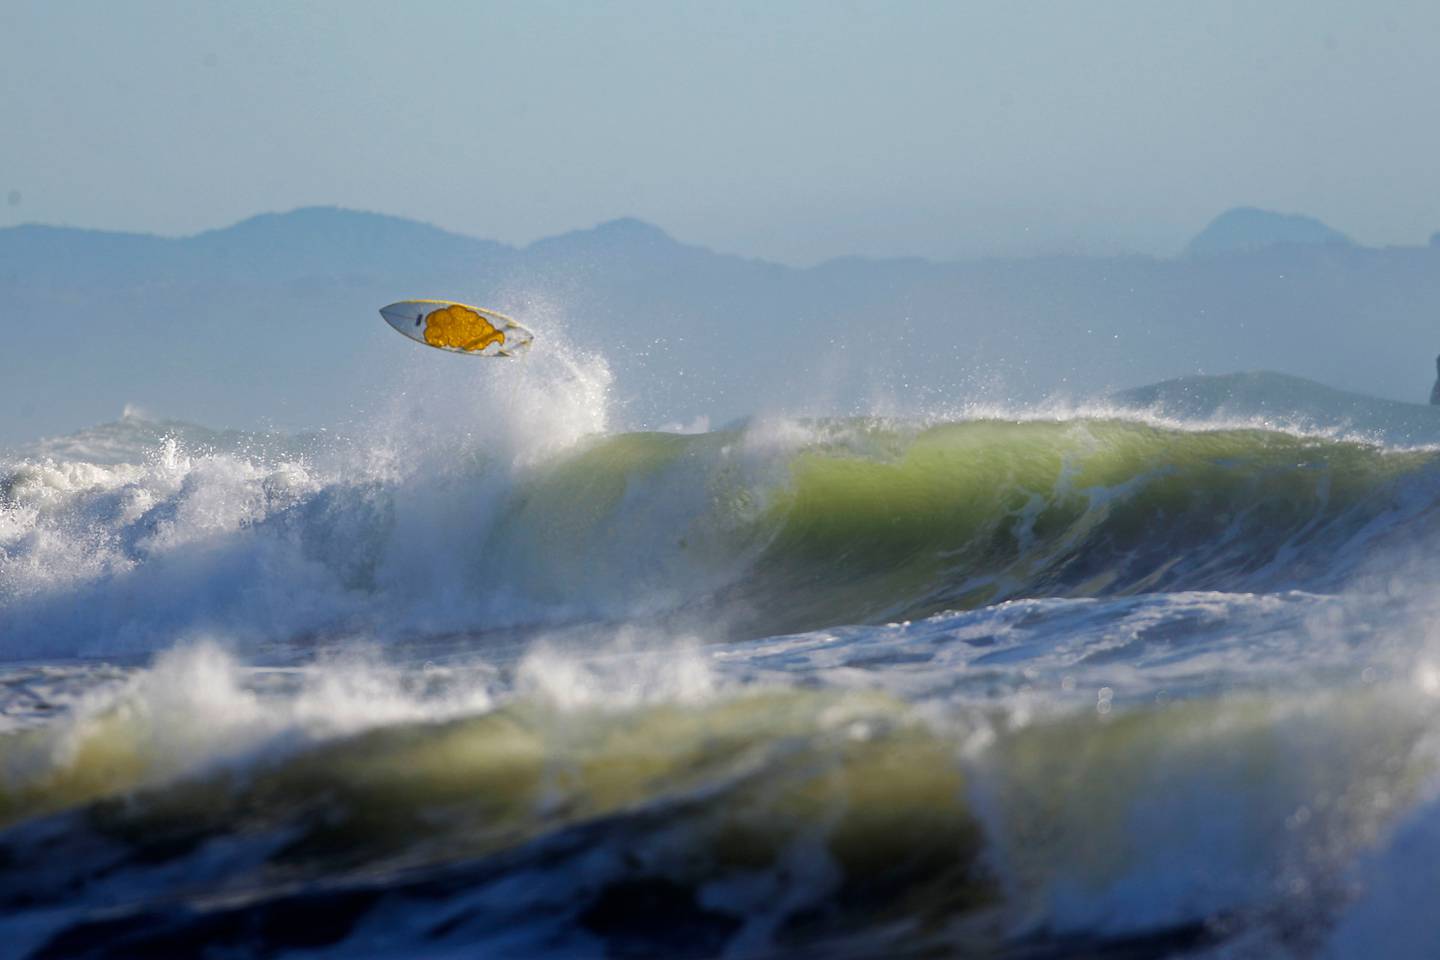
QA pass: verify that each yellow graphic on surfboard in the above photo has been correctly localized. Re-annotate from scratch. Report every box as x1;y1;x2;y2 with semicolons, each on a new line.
379;300;534;357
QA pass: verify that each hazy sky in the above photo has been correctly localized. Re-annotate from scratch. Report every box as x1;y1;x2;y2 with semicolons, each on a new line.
4;0;1438;263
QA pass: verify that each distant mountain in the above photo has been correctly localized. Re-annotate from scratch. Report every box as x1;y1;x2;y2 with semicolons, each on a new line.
1111;371;1440;446
186;207;512;279
526;217;686;260
1185;207;1352;257
3;206;1440;446
0;207;514;287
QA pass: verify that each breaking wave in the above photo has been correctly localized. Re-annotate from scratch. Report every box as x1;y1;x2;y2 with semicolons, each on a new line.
4;413;1439;656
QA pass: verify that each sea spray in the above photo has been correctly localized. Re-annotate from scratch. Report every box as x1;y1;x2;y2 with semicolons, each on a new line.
0;639;499;823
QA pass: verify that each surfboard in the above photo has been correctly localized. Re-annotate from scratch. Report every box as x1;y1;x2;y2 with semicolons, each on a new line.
379;300;534;357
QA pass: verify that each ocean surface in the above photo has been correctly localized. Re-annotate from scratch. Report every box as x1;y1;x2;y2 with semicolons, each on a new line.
5;352;1440;958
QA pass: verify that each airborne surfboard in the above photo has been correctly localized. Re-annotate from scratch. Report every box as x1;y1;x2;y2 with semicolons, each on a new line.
379;300;534;357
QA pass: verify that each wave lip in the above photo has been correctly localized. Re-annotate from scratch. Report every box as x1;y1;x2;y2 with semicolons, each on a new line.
718;418;1440;632
1109;370;1440;449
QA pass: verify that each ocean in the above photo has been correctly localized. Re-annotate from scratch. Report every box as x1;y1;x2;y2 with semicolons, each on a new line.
4;348;1440;958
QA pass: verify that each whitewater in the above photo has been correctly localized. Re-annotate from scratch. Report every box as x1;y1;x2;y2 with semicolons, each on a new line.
5;342;1440;958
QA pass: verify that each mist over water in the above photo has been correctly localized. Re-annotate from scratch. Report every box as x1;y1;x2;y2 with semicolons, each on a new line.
6;326;1440;957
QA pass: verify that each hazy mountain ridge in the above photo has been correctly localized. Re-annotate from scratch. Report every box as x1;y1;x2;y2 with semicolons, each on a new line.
0;207;514;286
0;204;1378;282
3;206;1439;444
1185;207;1353;257
1111;371;1440;446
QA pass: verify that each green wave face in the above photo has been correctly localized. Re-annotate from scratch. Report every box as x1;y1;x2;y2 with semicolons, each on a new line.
4;680;1431;958
0;686;994;956
487;419;1440;635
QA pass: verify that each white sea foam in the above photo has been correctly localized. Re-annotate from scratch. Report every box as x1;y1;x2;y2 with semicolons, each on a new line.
0;325;627;658
0;638;498;795
515;629;719;711
0;626;727;799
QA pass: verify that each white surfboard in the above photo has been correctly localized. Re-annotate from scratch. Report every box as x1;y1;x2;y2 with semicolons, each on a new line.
379;300;534;357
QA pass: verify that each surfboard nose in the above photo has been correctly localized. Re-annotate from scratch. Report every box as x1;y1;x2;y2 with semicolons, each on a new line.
378;302;422;333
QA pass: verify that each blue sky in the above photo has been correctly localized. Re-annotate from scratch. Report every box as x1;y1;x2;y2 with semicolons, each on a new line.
4;0;1438;263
